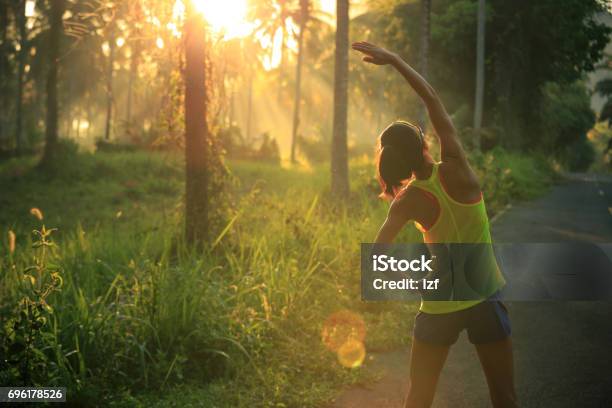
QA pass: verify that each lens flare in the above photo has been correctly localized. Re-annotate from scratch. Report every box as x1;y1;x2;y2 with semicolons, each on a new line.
322;310;367;367
337;338;366;368
322;310;366;351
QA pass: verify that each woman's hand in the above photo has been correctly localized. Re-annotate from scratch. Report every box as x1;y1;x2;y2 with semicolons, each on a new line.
352;41;397;65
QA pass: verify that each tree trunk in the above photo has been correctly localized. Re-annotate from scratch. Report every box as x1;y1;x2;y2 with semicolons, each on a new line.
126;46;136;127
493;19;522;150
331;0;350;197
277;3;286;102
229;83;235;127
65;75;74;138
473;0;485;150
376;82;384;131
0;1;9;148
418;0;431;129
86;105;92;138
290;0;308;163
246;68;253;140
104;31;115;140
41;0;64;165
184;6;209;244
126;37;142;134
15;0;26;154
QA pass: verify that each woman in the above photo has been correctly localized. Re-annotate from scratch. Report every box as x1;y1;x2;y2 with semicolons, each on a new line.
352;41;518;408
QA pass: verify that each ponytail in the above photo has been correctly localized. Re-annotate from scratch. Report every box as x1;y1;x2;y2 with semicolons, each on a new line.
376;121;425;199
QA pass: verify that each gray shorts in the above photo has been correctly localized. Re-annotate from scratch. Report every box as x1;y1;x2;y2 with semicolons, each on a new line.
413;292;511;346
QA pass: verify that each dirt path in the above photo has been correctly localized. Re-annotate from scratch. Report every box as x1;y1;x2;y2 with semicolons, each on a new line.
329;173;612;408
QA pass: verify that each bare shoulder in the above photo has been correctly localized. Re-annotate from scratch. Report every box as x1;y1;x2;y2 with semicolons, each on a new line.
438;159;482;203
391;185;429;216
439;157;480;185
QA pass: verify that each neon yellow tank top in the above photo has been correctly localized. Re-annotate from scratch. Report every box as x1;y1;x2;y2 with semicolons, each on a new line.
408;162;505;314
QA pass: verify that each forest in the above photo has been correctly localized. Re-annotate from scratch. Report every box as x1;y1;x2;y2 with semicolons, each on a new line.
0;0;611;406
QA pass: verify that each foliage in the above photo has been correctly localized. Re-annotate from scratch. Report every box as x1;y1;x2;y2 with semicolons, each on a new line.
297;134;329;163
0;0;597;404
562;138;596;172
601;100;612;125
471;148;557;213
595;77;612;98
365;0;609;157
595;74;612;124
95;139;138;153
297;136;379;165
539;82;596;170
1;217;63;386
486;0;609;148
0;150;553;404
0;152;404;404
257;132;281;163
587;121;612;172
218;125;280;163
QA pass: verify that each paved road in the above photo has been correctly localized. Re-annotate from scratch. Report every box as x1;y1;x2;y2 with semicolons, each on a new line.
330;174;612;408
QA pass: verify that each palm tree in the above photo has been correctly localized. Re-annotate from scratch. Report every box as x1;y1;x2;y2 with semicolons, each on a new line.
276;0;290;99
184;3;209;244
237;35;261;142
41;0;64;165
473;0;485;149
15;0;27;154
104;22;115;140
125;1;144;130
126;38;140;129
253;0;330;162
0;0;8;148
331;0;350;196
252;0;292;100
290;0;309;163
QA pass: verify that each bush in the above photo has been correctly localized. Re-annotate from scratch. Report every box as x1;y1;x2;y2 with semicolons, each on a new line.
539;81;595;169
297;135;328;163
0;150;556;405
297;137;377;164
257;133;280;163
471;147;556;214
561;137;596;171
38;139;96;180
587;122;612;172
95;139;138;153
218;126;280;163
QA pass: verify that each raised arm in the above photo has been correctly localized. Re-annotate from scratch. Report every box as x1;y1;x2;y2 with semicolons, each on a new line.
352;41;465;162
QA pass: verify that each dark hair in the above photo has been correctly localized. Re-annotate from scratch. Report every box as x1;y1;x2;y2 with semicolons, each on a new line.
376;121;425;199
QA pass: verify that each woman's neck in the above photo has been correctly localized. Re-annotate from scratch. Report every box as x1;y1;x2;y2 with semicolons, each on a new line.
414;159;434;180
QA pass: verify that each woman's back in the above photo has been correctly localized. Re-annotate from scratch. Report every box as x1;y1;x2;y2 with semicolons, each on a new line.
409;162;490;243
406;162;506;313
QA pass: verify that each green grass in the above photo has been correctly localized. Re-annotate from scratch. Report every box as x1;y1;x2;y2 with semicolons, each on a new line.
0;148;554;406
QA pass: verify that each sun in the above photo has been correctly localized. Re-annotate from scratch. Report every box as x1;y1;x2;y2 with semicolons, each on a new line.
192;0;254;39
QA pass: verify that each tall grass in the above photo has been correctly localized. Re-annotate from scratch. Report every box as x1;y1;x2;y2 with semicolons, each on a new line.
0;149;554;406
